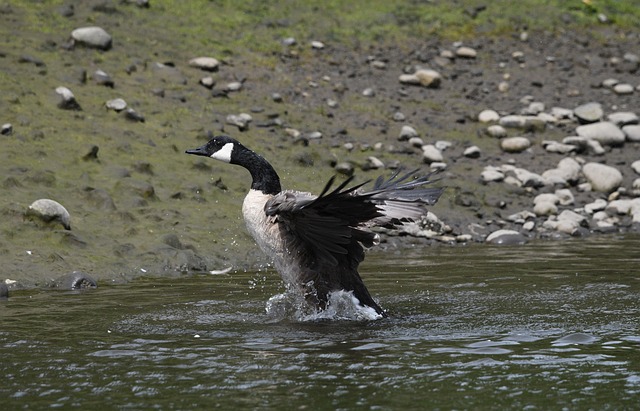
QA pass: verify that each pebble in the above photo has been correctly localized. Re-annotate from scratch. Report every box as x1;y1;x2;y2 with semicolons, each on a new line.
224;81;243;92
511;167;544;187
542;141;577;154
93;69;114;87
408;137;424;147
575;121;625;146
555;188;574;206
435;140;452;151
613;83;634;95
421;145;444;163
481;166;504;183
189;57;220;72
551;107;574;120
463;145;481;158
541;157;581;185
366;156;384;169
574;102;603;123
55;86;81;110
499;115;545;131
486;124;507;138
607;112;638;126
486;229;527;245
106;98;127;112
311;41;325;49
555;210;587;234
456;46;477;58
533;201;558;216
632;160;640;174
226;113;252;131
500;136;531;153
27;199;71;230
399;69;442;88
71;26;112;50
478;109;500;123
582;162;623;192
584;198;608;214
1;123;12;135
399;125;418;140
622;125;640;142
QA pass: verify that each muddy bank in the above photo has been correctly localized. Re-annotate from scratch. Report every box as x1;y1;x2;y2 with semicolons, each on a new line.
1;2;639;289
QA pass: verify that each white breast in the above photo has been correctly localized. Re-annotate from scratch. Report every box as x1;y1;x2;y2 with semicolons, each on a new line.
242;189;299;287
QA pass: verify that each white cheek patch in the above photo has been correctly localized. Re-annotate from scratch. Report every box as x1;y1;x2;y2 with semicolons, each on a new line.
210;142;234;163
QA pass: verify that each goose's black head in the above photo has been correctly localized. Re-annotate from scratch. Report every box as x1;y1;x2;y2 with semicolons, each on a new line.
186;134;282;195
185;135;241;164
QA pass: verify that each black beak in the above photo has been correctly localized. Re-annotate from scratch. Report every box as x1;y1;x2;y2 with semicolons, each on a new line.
185;144;208;156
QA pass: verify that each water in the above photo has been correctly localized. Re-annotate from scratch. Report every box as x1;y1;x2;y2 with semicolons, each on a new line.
1;234;639;409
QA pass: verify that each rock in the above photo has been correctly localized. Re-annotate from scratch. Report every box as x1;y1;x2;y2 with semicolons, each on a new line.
26;199;71;230
574;102;603;123
456;46;477;58
607;112;638;126
622;125;640;142
399;125;418;140
543;141;577;154
189;57;220;72
422;144;443;163
575;122;625;146
463;145;481;158
334;162;354;176
582;162;623;192
632;160;640;174
408;137;424;147
486;229;527;245
614;83;634;95
555;189;575;206
124;108;145;122
541;157;582;186
430;162;447;171
533;201;558;216
556;210;587;234
1;123;12;135
224;81;243;92
551;107;574;121
362;88;375;97
55;86;81;110
562;136;589;152
93;69;114;87
311;40;325;49
481;166;504;183
584;198;608;214
511;167;544;187
486;124;507;138
534;193;560;205
106;98;127;112
435;140;452;151
478;109;500;123
365;156;384;169
399;69;442;88
499;115;545;131
226;113;252;131
54;271;97;289
500;136;531;153
586;139;606;155
71;26;112;50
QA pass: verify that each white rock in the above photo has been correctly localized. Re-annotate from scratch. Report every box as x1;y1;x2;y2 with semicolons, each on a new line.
534;193;560;205
224;81;243;92
614;83;634;95
55;86;81;110
623;125;640;142
481;167;504;182
399;125;418;140
463;146;481;158
586;139;606;155
422;145;444;163
632;160;640;174
551;107;574;120
71;26;112;50
456;46;477;58
311;41;325;49
543;141;577;154
574;102;603;123
106;98;127;111
226;113;252;130
408;137;424;147
485;229;526;244
607;112;639;126
582;162;623;192
430;162;447;171
584;198;608;214
366;156;384;169
512;168;544;187
486;125;507;138
189;57;220;72
27;199;71;230
557;209;586;228
534;201;558;216
522;221;535;231
554;188;574;205
501;136;531;153
576;121;626;146
435;140;452;151
499;115;545;131
478;109;500;123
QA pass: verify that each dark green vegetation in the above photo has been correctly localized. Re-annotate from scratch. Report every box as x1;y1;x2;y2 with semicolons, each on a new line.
1;0;638;287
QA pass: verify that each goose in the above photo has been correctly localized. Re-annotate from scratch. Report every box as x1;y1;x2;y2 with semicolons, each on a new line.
186;135;443;317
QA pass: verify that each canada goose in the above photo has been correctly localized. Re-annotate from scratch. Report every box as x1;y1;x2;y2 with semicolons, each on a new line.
186;135;443;317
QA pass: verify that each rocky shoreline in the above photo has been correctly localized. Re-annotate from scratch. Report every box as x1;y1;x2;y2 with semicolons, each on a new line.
1;2;640;291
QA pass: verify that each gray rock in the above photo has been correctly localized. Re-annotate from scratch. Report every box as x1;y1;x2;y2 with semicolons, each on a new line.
27;199;71;230
189;57;220;72
607;112;639;126
582;162;623;192
71;26;112;50
574;102;603;123
576;121;625;146
622;125;640;142
500;136;531;153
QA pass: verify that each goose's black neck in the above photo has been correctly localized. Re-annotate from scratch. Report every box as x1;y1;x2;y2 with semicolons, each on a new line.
233;146;281;195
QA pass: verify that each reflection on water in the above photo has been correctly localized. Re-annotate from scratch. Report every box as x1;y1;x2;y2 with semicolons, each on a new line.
1;234;639;409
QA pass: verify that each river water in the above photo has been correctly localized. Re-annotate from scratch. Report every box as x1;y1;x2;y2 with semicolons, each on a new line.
2;234;639;409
